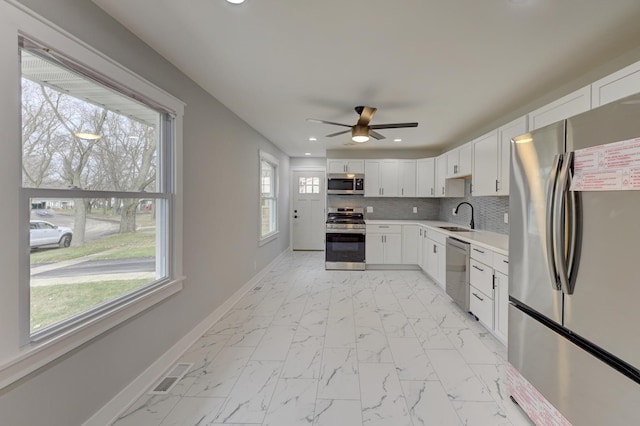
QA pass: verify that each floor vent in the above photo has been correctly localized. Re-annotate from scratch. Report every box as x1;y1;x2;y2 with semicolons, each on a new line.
149;362;193;395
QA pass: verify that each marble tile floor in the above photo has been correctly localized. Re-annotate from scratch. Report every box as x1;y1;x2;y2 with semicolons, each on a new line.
113;251;534;426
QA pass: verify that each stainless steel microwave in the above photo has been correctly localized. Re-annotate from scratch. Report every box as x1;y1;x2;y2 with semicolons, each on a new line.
327;173;364;194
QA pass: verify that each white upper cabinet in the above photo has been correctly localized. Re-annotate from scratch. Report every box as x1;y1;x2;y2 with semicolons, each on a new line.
416;157;436;197
472;116;527;197
398;160;416;197
472;130;499;197
365;159;399;197
446;142;472;178
498;116;527;196
592;60;640;107
327;159;364;174
436;154;464;197
528;86;591;130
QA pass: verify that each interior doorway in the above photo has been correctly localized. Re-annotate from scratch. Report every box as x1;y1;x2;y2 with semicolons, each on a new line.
291;170;325;250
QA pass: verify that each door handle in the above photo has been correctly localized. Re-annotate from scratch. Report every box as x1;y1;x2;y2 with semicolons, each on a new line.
472;292;484;302
431;187;434;196
433;244;437;253
294;215;298;218
553;151;576;295
546;154;562;291
473;248;484;254
472;265;484;272
495;179;499;192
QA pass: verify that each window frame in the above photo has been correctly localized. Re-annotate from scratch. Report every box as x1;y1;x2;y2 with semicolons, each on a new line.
259;150;279;245
0;1;185;390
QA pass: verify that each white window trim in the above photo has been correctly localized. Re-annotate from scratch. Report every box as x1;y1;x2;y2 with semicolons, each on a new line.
259;150;279;245
0;1;186;390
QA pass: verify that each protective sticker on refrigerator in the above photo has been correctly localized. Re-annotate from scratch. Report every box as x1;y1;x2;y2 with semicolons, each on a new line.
570;136;640;191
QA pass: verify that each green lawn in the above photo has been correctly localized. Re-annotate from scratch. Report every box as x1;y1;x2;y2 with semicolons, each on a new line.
31;279;149;332
31;231;155;264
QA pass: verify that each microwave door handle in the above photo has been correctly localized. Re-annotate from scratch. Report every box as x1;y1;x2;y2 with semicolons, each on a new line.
546;154;562;290
553;152;574;295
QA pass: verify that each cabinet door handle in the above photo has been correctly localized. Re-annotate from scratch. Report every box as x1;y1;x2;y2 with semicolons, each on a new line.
419;229;422;236
473;248;485;254
472;264;484;272
492;274;496;289
441;187;445;195
431;187;434;196
495;179;499;192
503;260;509;264
402;188;404;196
473;292;484;301
433;244;437;253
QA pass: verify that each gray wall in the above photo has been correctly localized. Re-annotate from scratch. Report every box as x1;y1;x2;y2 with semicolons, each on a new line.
290;157;325;169
0;1;289;425
439;179;510;234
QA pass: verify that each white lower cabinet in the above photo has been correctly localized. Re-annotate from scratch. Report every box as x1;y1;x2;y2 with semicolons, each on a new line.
426;230;447;289
402;225;419;265
493;271;508;342
470;285;493;329
366;224;402;264
469;244;509;344
493;253;509;343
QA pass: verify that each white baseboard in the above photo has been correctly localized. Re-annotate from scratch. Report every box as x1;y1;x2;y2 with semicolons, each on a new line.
83;249;289;426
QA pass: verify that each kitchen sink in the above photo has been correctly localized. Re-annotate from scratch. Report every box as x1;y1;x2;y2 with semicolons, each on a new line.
438;226;472;232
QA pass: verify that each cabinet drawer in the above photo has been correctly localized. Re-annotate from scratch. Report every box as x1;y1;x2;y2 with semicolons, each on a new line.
366;224;402;234
470;285;494;329
470;259;493;296
493;253;509;275
426;229;448;245
470;244;493;265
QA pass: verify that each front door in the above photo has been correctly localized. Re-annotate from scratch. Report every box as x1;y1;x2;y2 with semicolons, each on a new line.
292;171;325;250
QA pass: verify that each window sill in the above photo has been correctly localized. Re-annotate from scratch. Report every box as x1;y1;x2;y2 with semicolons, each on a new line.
0;276;184;391
258;231;279;246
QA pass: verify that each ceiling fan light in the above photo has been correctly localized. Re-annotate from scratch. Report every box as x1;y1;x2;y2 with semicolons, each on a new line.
352;125;369;143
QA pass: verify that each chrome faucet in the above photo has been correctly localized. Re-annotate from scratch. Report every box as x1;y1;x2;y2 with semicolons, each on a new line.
454;202;475;230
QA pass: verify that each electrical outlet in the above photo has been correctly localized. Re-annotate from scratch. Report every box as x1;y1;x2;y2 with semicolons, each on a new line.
452;208;457;216
412;207;418;213
367;206;373;213
504;213;509;224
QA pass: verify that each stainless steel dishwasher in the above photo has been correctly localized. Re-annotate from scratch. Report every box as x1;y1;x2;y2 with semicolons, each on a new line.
446;237;470;311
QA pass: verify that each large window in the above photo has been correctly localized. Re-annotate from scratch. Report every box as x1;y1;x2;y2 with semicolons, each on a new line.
20;38;175;339
259;151;279;243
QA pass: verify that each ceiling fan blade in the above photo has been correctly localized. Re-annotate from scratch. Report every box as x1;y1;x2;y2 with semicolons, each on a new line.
357;106;377;126
307;118;352;127
369;130;386;140
369;122;419;129
325;129;352;138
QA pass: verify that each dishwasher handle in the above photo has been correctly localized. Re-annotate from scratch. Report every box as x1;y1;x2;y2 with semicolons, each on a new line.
446;237;470;253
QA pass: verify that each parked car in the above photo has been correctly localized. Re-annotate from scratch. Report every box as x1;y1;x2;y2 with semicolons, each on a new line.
30;220;73;249
35;209;53;217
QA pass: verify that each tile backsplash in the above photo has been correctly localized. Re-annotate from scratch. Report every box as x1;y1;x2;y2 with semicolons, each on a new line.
439;179;509;234
328;195;440;220
327;179;509;234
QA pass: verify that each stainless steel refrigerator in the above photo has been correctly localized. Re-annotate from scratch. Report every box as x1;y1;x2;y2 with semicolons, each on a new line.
509;93;640;425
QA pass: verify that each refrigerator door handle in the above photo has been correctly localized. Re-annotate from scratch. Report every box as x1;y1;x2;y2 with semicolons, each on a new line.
546;154;562;290
553;151;574;295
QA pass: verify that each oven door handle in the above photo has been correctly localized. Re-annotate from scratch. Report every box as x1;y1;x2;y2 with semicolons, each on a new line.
326;229;366;235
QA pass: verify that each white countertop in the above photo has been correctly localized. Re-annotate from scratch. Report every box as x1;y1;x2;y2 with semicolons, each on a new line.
365;219;509;256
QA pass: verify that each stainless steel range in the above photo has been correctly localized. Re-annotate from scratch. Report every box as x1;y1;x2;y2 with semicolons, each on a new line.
325;207;366;270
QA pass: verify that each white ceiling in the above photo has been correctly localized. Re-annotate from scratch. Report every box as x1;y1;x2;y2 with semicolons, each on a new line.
93;0;640;157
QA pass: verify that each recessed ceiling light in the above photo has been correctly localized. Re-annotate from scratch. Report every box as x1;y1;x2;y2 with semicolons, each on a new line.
393;138;402;142
309;137;317;141
226;0;245;4
305;153;311;156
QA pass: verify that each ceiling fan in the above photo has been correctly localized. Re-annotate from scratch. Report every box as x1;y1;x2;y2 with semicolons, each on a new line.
307;106;418;143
